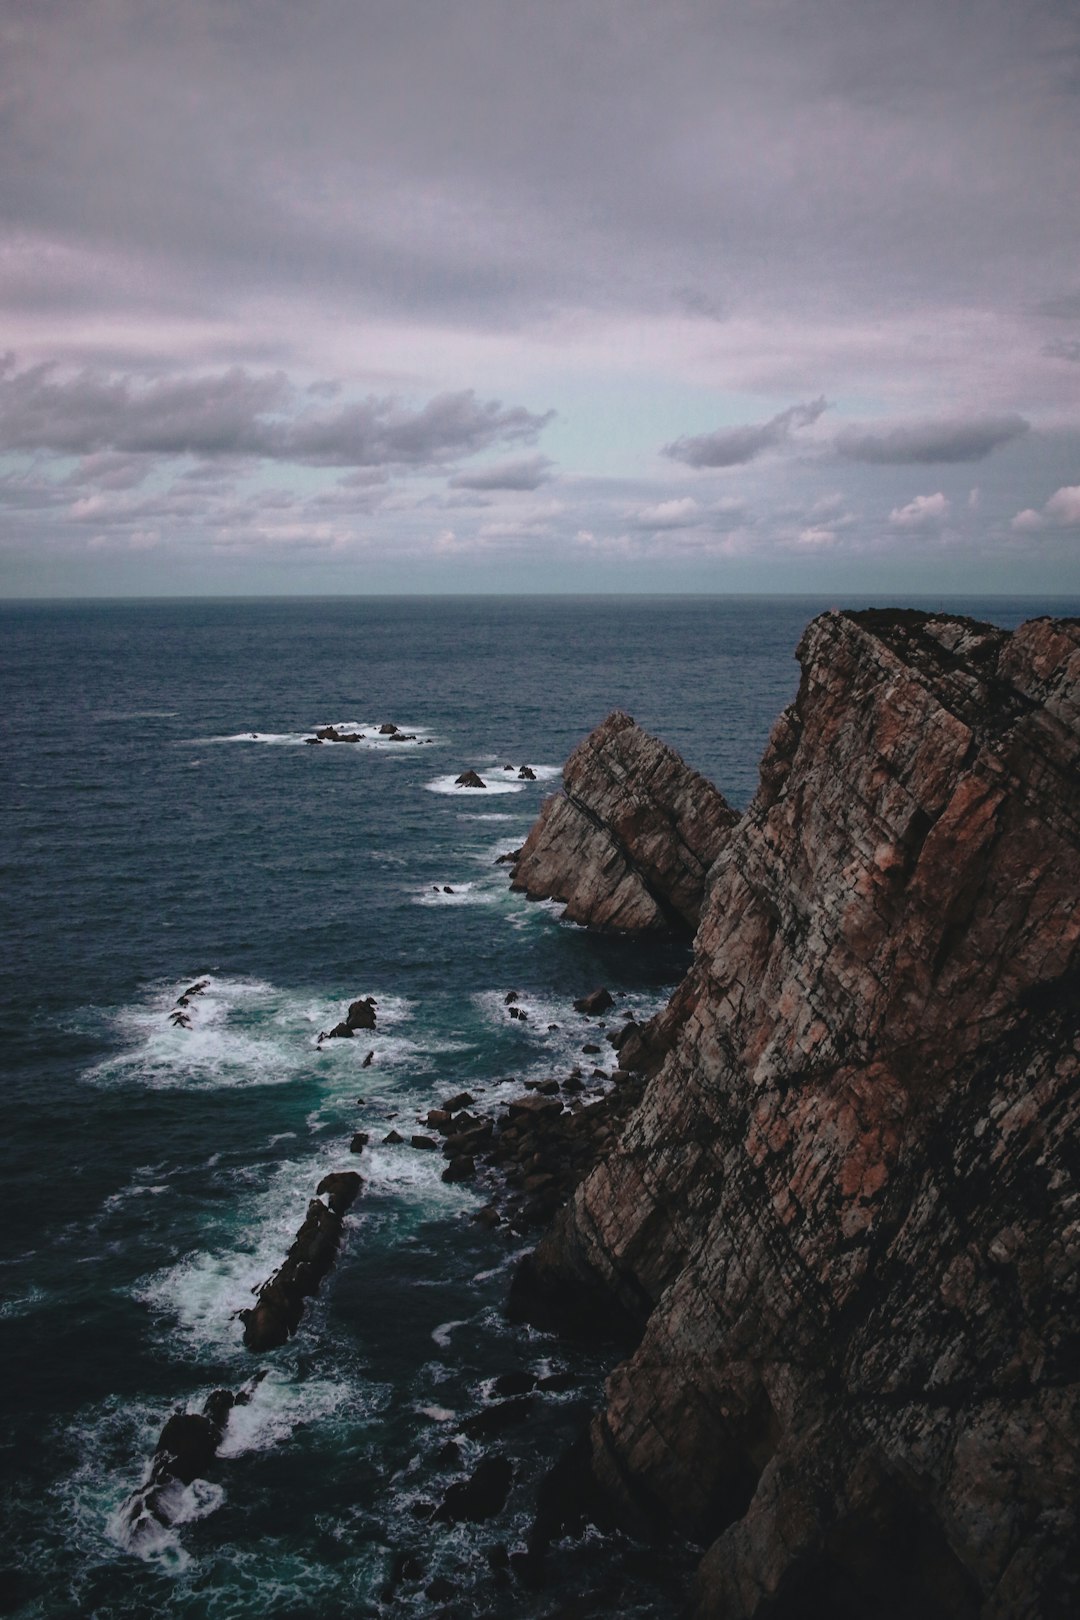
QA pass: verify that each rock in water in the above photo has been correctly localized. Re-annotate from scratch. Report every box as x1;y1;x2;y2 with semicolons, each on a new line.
345;996;376;1031
573;987;614;1015
520;612;1080;1618
433;1456;514;1524
510;710;737;932
455;769;487;789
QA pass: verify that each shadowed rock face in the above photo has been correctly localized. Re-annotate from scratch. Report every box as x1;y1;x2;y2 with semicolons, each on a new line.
522;612;1080;1619
510;710;738;932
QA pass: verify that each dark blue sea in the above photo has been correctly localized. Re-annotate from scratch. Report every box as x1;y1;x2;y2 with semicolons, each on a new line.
2;595;1075;1619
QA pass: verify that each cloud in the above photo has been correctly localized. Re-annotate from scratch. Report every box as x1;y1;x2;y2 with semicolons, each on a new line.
836;414;1028;464
665;397;828;468
889;493;950;528
449;453;554;491
627;496;702;529
1043;337;1080;363
0;360;553;470
1013;485;1080;531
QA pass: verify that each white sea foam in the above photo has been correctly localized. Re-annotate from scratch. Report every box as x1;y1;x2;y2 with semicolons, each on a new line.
413;881;486;907
217;1370;355;1458
202;719;438;749
431;1319;466;1348
425;763;560;796
456;812;523;821
0;1284;51;1320
85;976;415;1093
110;1475;225;1568
426;773;524;795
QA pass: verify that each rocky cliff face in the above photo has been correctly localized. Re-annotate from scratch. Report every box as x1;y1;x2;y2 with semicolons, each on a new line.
521;611;1080;1619
509;710;738;932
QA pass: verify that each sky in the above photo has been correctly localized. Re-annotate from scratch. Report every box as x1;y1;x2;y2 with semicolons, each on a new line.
2;0;1079;596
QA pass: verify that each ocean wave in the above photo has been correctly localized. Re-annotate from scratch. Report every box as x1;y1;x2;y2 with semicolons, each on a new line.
84;976;415;1093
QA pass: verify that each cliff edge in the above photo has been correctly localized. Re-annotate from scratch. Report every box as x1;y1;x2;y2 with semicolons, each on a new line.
520;611;1080;1619
509;710;738;932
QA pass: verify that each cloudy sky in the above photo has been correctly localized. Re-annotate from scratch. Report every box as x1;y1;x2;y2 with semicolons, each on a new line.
2;0;1079;595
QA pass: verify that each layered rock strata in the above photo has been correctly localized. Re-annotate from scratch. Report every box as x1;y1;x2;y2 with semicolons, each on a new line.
510;710;737;932
520;611;1080;1619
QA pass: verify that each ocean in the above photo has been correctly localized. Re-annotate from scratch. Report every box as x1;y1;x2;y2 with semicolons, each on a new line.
1;594;1075;1619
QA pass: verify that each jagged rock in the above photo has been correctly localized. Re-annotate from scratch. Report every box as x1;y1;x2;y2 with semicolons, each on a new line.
496;848;522;864
383;1129;404;1144
574;987;613;1015
520;612;1080;1618
346;996;377;1031
314;725;361;742
510;710;737;932
442;1155;475;1183
441;1091;475;1112
315;1170;362;1213
433;1456;514;1524
456;769;487;788
518;765;537;780
239;1167;362;1352
379;722;399;734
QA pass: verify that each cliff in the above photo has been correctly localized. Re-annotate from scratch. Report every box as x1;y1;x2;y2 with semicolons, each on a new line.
518;611;1080;1618
509;710;737;932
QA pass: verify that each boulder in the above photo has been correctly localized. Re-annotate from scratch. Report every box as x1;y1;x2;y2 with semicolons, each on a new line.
346;996;377;1031
441;1091;475;1112
455;769;487;789
315;1170;362;1213
442;1155;476;1183
433;1456;514;1524
574;987;614;1015
510;711;737;933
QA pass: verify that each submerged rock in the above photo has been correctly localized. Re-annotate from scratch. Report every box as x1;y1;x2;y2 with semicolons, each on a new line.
433;1455;514;1524
519;611;1080;1617
510;710;737;932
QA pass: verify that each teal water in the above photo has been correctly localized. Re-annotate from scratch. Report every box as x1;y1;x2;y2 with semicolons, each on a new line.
1;595;1075;1618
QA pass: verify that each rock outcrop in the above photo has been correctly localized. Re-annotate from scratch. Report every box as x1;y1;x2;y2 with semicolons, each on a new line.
510;710;738;932
518;612;1080;1618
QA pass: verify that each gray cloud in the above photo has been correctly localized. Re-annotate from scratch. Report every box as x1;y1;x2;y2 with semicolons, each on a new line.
449;454;554;491
0;361;552;470
665;398;829;469
1044;337;1080;363
835;414;1029;464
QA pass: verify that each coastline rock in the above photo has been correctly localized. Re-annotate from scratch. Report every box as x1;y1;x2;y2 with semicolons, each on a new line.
510;710;737;932
519;612;1080;1617
240;1170;362;1351
433;1456;514;1524
573;987;613;1015
455;770;487;789
345;996;377;1031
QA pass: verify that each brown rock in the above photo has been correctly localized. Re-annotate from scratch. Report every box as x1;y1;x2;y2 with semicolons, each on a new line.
522;611;1080;1618
455;769;487;789
510;711;737;932
574;988;614;1015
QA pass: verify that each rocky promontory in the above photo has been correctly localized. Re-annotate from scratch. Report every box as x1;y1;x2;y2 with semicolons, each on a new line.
509;710;737;932
514;612;1080;1618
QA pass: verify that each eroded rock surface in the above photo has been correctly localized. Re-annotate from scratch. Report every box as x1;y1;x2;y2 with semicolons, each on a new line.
522;612;1080;1618
510;710;737;932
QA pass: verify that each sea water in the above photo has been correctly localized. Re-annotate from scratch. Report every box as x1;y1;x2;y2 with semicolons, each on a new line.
1;595;1074;1619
